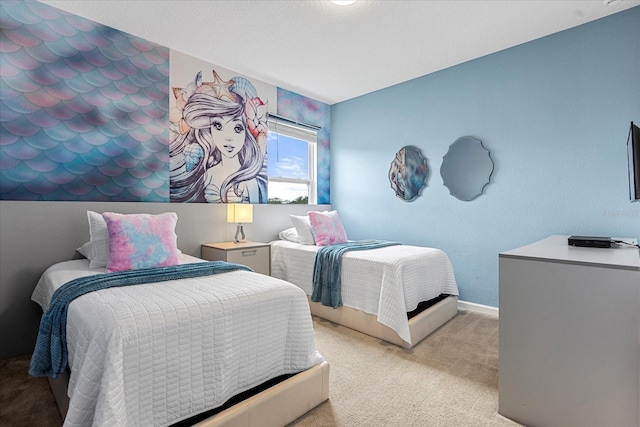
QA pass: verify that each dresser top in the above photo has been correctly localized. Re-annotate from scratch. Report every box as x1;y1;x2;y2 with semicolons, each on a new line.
500;235;640;270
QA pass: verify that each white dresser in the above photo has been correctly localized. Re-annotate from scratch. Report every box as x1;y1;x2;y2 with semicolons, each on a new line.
498;235;640;427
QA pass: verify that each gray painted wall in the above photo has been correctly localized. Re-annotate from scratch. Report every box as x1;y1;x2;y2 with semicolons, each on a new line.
0;201;330;359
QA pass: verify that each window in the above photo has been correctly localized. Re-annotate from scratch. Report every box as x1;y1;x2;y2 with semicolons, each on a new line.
267;116;317;204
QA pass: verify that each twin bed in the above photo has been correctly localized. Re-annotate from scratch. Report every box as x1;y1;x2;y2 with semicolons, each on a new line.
29;211;329;427
30;209;458;426
271;239;459;349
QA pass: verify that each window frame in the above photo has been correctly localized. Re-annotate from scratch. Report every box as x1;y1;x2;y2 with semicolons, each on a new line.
267;117;318;204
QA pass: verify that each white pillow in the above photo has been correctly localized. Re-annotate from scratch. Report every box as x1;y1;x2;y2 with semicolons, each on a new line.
278;227;300;243
76;241;92;258
289;214;315;245
76;211;110;268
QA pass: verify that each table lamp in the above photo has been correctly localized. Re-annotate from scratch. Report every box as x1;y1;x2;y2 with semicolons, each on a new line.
227;204;253;243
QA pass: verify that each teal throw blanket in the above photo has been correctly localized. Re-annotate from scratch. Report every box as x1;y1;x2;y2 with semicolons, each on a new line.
311;240;400;309
30;261;252;378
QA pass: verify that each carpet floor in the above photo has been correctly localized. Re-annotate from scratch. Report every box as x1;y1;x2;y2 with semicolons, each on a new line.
0;310;521;426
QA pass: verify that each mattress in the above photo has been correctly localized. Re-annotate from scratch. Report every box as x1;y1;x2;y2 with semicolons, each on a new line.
31;255;324;427
270;240;459;345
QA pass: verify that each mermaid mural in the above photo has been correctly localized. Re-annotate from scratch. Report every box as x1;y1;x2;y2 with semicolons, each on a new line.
169;69;268;203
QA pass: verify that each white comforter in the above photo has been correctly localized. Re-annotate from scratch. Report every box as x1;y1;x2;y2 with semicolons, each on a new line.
270;240;459;345
31;255;324;427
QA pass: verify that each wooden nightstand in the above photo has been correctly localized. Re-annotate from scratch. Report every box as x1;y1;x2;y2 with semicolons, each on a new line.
201;241;271;276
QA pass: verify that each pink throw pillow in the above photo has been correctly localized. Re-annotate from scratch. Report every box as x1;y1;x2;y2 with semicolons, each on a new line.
308;211;348;246
103;212;179;272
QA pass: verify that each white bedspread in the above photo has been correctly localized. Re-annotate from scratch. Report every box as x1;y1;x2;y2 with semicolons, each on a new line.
32;255;324;427
270;240;459;345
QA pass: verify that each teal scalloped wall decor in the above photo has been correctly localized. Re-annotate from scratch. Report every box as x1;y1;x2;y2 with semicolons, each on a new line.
0;1;170;201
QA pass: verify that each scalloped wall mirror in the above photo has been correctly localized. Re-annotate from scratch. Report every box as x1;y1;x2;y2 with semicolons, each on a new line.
388;145;429;202
440;136;493;201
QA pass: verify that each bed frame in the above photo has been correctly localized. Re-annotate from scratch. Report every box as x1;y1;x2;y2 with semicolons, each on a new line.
48;361;330;426
308;295;458;349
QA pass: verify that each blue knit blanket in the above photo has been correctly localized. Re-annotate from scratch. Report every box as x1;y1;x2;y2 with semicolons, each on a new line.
311;240;400;309
29;261;253;378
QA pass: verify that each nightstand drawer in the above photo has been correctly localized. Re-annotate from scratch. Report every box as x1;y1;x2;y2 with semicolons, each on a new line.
225;246;270;275
201;241;271;276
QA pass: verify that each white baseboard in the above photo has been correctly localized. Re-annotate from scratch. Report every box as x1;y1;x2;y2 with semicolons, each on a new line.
457;300;499;317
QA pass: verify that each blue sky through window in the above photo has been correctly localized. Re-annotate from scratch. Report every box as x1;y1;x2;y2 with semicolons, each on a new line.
267;132;308;179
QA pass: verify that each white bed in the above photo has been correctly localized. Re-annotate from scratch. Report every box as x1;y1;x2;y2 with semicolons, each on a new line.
271;240;459;349
31;254;329;427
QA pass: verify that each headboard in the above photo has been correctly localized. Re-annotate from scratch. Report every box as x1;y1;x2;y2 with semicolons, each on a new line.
0;200;331;359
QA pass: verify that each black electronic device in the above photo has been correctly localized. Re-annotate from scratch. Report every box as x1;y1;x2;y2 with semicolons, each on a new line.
627;121;640;202
567;236;613;248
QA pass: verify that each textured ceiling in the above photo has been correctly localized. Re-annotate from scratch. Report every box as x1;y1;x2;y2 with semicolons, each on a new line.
41;0;639;105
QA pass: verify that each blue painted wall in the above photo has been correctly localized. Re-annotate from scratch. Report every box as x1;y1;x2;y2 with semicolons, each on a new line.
330;7;640;307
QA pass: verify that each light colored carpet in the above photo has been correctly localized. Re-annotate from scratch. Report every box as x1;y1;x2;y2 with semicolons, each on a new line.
0;310;521;426
290;310;521;426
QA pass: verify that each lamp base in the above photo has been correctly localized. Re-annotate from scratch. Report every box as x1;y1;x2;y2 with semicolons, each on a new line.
234;224;245;243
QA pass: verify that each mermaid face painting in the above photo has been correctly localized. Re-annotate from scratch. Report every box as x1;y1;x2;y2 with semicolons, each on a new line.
169;70;268;204
211;116;245;159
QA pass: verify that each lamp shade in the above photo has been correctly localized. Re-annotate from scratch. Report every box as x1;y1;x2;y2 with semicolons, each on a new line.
227;204;253;224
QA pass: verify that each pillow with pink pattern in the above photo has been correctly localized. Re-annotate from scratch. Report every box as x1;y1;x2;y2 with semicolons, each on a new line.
102;212;179;272
308;210;348;246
